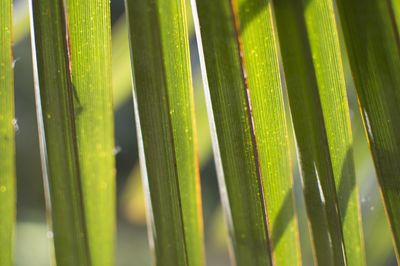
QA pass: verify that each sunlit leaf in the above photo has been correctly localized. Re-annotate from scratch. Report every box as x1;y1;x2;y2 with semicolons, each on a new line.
0;0;15;264
29;0;90;264
120;74;212;226
390;0;400;34
273;0;352;264
191;0;301;264
125;0;205;264
113;2;195;108
65;0;115;264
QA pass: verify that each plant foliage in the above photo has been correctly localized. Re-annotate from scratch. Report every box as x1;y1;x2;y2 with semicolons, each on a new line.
125;0;204;264
29;0;115;264
191;0;300;264
336;0;400;259
273;0;365;264
0;0;15;264
2;0;400;265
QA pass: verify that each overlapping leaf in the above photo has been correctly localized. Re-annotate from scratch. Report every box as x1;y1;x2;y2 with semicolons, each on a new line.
191;0;300;264
336;0;400;260
273;0;365;264
30;0;115;264
29;0;89;264
125;0;204;264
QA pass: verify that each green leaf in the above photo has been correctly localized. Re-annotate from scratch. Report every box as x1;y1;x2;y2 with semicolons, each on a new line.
273;0;366;264
64;1;115;265
302;2;365;264
390;0;400;34
113;1;195;109
0;0;15;265
273;1;351;265
120;80;211;226
336;0;400;260
29;0;95;264
29;1;89;264
125;0;204;265
191;0;300;264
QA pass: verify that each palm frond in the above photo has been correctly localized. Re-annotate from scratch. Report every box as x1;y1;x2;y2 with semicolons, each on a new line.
64;0;115;264
336;0;400;260
273;0;349;264
29;0;103;264
125;0;205;264
191;0;301;264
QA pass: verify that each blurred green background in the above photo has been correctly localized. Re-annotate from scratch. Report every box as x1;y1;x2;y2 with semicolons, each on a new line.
11;0;397;265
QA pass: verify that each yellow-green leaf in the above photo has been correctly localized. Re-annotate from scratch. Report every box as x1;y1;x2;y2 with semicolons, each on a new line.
0;0;15;264
65;0;115;264
390;0;400;34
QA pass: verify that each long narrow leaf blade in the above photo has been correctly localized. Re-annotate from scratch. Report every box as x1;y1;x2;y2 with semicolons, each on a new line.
191;0;300;264
273;0;366;264
336;0;400;259
29;0;90;264
125;0;204;264
273;1;347;264
301;1;366;264
193;2;271;263
234;0;301;264
112;2;196;109
65;1;115;264
120;73;213;225
0;0;15;264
